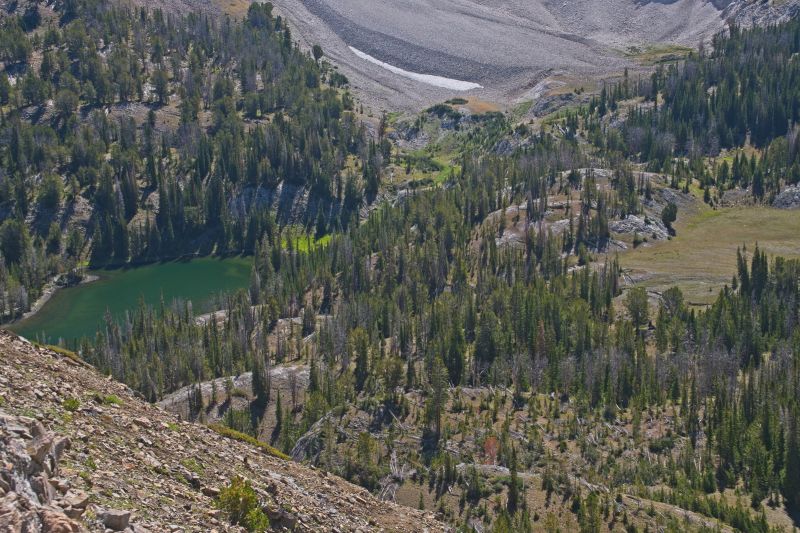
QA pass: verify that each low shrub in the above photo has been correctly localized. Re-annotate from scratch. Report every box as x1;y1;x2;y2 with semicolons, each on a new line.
62;397;80;412
216;476;269;532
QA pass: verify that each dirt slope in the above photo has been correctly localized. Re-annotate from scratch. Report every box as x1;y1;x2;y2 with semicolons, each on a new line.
270;0;800;111
0;331;446;532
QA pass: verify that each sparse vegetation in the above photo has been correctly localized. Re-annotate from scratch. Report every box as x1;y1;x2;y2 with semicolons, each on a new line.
208;423;290;461
96;394;123;406
2;0;800;530
216;476;270;531
180;458;204;475
33;343;82;364
62;397;80;412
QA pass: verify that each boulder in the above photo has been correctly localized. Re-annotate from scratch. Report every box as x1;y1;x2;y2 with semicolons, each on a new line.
27;433;54;464
62;490;89;510
201;486;220;497
40;508;84;533
773;185;800;209
133;417;152;429
99;508;131;531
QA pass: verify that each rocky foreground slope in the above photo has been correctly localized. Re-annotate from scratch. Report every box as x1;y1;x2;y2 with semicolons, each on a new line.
0;331;445;532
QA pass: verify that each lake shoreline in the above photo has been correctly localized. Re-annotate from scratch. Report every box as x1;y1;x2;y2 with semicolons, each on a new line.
97;250;250;270
4;252;252;332
10;256;253;343
2;272;101;331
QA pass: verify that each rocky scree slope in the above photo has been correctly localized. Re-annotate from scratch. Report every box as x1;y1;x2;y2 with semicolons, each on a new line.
270;0;800;111
0;331;446;532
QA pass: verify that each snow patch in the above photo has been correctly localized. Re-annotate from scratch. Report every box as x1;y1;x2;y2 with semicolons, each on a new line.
348;46;482;91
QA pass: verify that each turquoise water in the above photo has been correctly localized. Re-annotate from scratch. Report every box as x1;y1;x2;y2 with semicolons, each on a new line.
11;256;253;344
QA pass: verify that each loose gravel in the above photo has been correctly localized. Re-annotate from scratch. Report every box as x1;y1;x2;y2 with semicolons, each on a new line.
269;0;799;112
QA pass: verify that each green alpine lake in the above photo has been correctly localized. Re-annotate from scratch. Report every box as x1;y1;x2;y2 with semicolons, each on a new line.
10;256;253;345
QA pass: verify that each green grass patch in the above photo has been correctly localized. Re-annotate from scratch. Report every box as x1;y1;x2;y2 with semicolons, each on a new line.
62;397;80;412
33;342;83;364
685;205;723;228
181;458;205;475
208;423;290;461
510;100;533;120
281;228;331;253
540;102;591;127
385;111;403;126
406;150;445;172
434;166;459;185
95;393;123;406
400;150;460;185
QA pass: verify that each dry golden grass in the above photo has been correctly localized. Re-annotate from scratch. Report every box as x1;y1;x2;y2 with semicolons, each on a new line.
213;0;250;18
463;98;501;114
620;206;800;305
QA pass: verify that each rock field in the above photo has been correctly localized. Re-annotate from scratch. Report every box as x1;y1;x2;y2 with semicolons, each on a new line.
270;0;800;110
0;332;446;532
